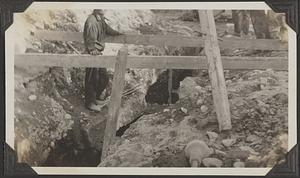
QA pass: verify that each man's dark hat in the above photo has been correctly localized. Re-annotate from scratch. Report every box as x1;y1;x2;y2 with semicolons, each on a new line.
93;9;104;15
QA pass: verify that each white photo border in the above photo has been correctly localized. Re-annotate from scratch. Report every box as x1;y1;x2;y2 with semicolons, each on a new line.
5;1;297;175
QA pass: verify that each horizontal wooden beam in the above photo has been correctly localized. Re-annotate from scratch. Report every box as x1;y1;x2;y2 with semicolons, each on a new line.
34;30;288;50
34;30;203;48
15;53;288;70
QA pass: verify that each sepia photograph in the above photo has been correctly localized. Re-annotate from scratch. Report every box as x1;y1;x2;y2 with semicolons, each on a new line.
3;1;297;176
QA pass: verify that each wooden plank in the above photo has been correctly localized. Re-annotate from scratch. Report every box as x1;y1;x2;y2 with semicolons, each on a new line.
14;53;288;70
34;30;203;48
34;30;288;50
34;31;83;42
219;38;287;51
199;10;232;131
101;47;128;161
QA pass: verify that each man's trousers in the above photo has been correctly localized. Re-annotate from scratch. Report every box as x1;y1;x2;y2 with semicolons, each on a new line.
85;68;109;107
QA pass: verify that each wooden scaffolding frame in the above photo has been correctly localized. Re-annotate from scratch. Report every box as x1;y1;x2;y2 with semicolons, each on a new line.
14;10;288;161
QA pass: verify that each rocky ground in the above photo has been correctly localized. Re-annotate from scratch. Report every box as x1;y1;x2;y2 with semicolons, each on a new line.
14;9;288;167
100;69;288;167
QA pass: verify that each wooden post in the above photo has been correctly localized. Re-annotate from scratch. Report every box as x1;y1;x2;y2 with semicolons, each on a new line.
101;47;128;161
198;10;232;131
168;69;173;104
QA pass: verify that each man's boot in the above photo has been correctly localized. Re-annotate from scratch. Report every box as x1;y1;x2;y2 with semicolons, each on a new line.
87;103;102;112
95;99;106;107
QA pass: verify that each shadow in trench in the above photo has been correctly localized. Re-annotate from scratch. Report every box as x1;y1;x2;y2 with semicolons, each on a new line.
42;129;101;167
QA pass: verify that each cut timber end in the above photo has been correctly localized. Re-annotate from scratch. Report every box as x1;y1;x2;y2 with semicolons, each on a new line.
101;47;128;161
198;10;232;131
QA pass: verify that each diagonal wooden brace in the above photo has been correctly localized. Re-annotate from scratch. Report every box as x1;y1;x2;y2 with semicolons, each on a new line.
198;10;232;131
101;46;128;161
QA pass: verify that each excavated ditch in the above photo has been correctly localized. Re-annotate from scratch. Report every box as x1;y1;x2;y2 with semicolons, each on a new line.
42;129;101;167
42;111;146;166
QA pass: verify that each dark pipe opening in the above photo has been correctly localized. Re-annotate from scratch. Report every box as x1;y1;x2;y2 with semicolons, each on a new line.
116;113;144;137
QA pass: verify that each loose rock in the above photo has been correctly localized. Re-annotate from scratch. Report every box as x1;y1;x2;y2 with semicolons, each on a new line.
196;118;208;130
214;149;226;156
64;114;72;119
180;107;188;114
227;148;250;160
260;78;268;85
239;146;259;155
200;105;208;113
206;131;218;142
226;80;232;84
50;141;55;148
195;86;202;91
202;158;223;167
273;93;288;104
184;140;213;167
266;68;274;73
233;161;245;167
28;95;37;101
246;135;262;143
196;98;204;105
144;145;153;156
163;109;170;112
222;139;236;147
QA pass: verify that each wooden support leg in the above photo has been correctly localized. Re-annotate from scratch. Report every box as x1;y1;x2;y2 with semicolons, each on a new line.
168;69;173;104
101;47;128;161
198;10;232;131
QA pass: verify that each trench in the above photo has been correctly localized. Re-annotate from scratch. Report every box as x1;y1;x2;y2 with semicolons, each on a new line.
42;129;101;167
42;109;146;166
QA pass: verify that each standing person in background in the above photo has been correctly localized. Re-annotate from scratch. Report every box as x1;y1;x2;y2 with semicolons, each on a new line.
83;9;123;112
232;10;250;37
232;10;287;41
249;10;271;39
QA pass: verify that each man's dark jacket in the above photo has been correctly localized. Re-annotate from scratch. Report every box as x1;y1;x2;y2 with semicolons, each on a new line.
83;14;121;53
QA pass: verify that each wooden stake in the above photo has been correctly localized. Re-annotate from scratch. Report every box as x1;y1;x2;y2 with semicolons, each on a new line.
168;69;173;104
198;10;232;131
101;47;128;161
